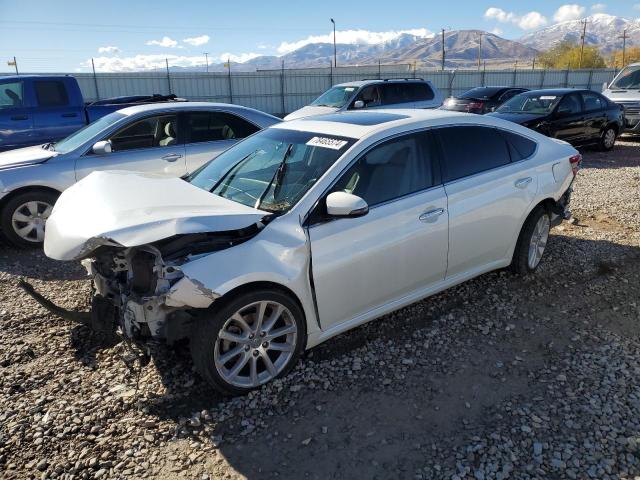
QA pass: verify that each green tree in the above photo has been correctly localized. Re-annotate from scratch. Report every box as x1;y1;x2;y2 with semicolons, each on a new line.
539;41;606;69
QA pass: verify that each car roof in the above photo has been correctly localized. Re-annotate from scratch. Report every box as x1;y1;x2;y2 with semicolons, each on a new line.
333;79;430;88
520;88;590;96
274;108;511;139
116;101;277;118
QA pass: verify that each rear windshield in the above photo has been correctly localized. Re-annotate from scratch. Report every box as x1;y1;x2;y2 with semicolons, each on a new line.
459;87;504;100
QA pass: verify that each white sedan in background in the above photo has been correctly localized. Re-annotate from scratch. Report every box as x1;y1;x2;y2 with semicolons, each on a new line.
0;102;280;247
30;109;579;395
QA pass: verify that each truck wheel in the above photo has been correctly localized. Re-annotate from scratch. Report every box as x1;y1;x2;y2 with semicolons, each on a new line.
510;206;551;274
0;190;58;249
599;126;617;151
190;289;306;396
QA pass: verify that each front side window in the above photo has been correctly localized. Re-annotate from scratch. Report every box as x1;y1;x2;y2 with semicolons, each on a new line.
55;111;126;154
437;126;511;182
109;114;178;152
581;92;605;112
187;111;258;143
496;93;562;114
190;129;355;213
34;81;69;107
0;81;23;108
311;86;358;108
331;132;434;207
355;86;382;108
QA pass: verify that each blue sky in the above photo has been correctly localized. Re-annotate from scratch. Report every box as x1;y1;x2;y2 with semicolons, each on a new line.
0;0;638;72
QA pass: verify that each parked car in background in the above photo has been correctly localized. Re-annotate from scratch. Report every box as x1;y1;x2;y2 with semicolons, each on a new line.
601;62;640;133
441;86;529;114
487;89;624;150
284;79;443;120
0;102;280;248
0;75;185;152
30;109;578;395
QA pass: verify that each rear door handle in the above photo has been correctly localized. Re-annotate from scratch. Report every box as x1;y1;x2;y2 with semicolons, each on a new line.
62;113;78;118
161;153;182;162
419;208;445;222
11;115;28;120
515;177;532;189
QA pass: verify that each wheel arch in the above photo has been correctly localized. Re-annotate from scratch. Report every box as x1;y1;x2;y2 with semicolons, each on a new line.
0;185;62;212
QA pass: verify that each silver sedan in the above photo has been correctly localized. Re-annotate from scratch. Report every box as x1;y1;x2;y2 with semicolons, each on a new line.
0;102;280;247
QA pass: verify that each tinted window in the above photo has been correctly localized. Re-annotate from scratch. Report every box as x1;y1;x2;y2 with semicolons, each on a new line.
500;130;537;161
381;83;412;105
438;126;510;181
331;133;434;207
0;81;23;108
187;111;258;143
109;114;178;151
408;83;435;101
498;89;524;102
460;87;504;100
556;94;582;115
581;92;605;112
34;81;69;107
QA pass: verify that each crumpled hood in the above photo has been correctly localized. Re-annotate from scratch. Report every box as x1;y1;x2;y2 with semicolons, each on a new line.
44;171;269;260
283;105;339;121
0;145;58;169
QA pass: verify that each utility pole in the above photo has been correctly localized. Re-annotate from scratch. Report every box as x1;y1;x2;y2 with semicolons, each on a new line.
330;18;337;68
441;29;446;71
579;19;588;69
619;29;628;68
477;32;484;71
203;52;209;73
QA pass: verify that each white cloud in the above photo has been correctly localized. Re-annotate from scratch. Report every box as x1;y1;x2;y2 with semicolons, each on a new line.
490;27;504;35
183;35;210;47
98;45;120;54
484;7;548;30
277;28;433;54
216;52;261;63
553;4;586;22
145;36;179;48
591;3;606;12
633;3;640;10
89;54;205;72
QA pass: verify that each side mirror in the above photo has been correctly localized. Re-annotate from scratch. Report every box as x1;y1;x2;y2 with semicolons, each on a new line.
92;140;112;155
353;100;365;109
326;191;368;217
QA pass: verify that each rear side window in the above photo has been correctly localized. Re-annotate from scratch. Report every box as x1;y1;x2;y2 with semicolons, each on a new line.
500;130;537;161
0;81;23;108
186;111;259;143
34;81;69;107
381;84;412;105
408;83;435;101
437;126;511;182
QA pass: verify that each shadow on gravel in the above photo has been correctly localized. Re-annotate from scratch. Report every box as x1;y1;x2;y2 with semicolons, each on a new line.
0;245;86;281
580;142;640;169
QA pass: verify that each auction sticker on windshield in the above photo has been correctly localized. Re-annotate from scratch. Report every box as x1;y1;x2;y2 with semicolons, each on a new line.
540;96;557;100
306;137;349;150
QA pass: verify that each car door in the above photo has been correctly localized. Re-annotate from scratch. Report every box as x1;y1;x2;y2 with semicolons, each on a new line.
75;113;186;181
436;126;538;278
580;91;608;141
548;93;585;144
307;131;448;330
0;79;34;150
184;110;260;174
31;79;84;143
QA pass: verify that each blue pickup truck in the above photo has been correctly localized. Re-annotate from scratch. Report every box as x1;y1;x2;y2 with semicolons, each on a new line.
0;75;183;152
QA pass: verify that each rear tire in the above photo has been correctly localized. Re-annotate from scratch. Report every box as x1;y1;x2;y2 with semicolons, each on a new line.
0;190;58;249
510;206;551;274
190;289;306;396
598;126;617;151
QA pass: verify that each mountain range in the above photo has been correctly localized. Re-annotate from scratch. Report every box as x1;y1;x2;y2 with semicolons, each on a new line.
173;14;637;72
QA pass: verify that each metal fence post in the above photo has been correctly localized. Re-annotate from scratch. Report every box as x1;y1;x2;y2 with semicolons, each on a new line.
378;60;381;79
91;58;100;100
330;61;334;88
447;70;456;98
564;65;570;87
228;62;233;103
165;59;172;94
539;69;546;89
587;69;594;90
280;60;286;117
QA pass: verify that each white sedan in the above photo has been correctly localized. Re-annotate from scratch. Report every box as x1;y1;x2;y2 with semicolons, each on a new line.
32;109;579;395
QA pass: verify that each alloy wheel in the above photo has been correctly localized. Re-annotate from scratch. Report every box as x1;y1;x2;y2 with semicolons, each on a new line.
11;201;53;243
603;128;616;149
214;300;298;388
527;214;550;270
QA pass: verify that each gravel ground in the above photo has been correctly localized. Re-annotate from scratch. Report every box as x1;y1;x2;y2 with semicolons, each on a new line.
1;138;639;480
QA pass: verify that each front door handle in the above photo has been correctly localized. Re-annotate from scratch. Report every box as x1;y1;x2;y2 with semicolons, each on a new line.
515;177;532;189
419;208;445;222
161;153;182;162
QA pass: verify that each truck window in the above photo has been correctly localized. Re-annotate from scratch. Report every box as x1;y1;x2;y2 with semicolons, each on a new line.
34;81;69;107
0;81;23;108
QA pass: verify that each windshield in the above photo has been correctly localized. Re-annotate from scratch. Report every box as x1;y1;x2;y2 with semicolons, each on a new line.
496;93;561;114
459;87;503;100
610;65;640;90
311;86;358;108
52;112;126;154
189;129;355;213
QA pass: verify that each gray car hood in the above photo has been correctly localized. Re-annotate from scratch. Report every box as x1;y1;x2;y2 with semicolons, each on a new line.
284;105;339;120
0;145;58;169
603;89;640;103
44;171;269;260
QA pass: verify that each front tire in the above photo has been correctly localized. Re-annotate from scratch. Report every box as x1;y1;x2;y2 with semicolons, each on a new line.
190;289;306;396
0;190;58;249
599;126;617;151
510;206;551;274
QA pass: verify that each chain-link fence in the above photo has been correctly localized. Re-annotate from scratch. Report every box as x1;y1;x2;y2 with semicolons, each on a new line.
1;65;620;117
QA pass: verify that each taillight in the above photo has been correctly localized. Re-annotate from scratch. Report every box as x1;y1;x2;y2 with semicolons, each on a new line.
466;102;484;111
569;154;582;175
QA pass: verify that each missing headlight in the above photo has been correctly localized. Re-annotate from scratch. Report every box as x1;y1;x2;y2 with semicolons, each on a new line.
130;250;158;295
